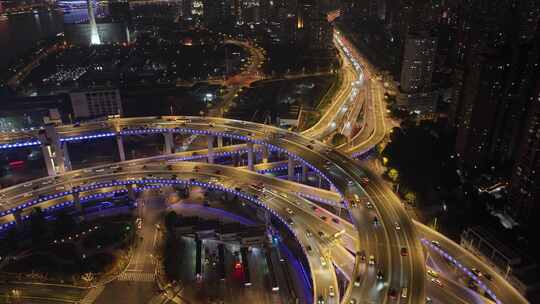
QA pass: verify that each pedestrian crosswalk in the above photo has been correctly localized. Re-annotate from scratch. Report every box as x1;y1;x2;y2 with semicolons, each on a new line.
80;285;105;304
117;271;155;282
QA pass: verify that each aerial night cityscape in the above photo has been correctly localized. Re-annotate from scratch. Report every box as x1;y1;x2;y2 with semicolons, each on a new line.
0;0;538;303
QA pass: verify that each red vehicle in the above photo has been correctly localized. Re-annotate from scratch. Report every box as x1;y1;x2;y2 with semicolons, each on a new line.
388;288;397;299
400;247;408;256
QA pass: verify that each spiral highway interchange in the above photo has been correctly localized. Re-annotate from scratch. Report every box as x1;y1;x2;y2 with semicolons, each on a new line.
0;114;528;304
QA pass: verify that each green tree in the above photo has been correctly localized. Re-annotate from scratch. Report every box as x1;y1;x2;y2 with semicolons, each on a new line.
387;168;399;182
54;211;77;237
29;207;48;247
165;211;178;232
331;133;347;146
404;192;416;205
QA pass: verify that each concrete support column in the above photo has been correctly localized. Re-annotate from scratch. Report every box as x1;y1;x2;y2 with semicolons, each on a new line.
288;157;295;181
262;146;269;163
116;135;126;161
163;132;174;154
247;142;254;171
62;142;72;171
217;135;223;148
14;210;23;230
265;210;271;226
47;124;66;174
207;135;215;164
301;164;308;183
41;144;56;176
127;184;136;200
39;124;67;176
73;191;82;213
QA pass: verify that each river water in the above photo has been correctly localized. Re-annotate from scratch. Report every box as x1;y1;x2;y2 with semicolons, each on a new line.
0;8;99;70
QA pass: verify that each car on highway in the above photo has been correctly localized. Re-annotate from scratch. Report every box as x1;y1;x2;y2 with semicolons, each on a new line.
401;287;408;298
358;250;366;262
425;297;433;303
320;256;328;267
388;288;397;299
285;208;294;215
328;286;335;297
373;216;379;226
305;229;313;238
430;278;443;287
320;215;327;221
471;267;482;277
366;201;373;209
354;275;361;287
306;246;312;253
369;255;375;265
317;295;325;304
394;222;401;230
427;269;439;278
400;247;408;256
376;269;384;280
332;218;340;224
318;231;326;238
431;240;440;247
251;183;264;190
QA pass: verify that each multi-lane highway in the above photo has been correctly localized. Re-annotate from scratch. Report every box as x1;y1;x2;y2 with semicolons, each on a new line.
0;114;528;303
0;116;425;303
0;24;529;304
301;31;364;141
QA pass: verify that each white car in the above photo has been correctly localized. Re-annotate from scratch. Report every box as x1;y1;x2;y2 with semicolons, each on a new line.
329;286;335;297
320;256;328;267
394;222;401;230
354;276;361;287
427;269;439;278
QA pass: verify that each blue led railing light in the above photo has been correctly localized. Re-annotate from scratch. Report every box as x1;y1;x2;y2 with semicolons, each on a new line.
421;238;502;304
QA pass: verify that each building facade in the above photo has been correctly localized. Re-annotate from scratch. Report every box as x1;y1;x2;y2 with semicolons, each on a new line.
69;89;122;119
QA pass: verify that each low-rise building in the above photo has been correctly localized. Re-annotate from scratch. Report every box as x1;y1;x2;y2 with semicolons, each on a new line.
69;88;122;119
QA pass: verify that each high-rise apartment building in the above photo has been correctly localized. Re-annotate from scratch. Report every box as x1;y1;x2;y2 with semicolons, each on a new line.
508;81;540;229
453;51;506;170
400;33;437;93
449;0;540;171
70;89;122;119
397;32;438;112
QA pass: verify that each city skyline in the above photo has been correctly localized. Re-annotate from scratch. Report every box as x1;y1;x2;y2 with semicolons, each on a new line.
0;0;538;303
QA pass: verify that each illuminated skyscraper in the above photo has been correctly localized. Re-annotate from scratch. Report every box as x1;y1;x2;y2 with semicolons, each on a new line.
87;0;101;45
